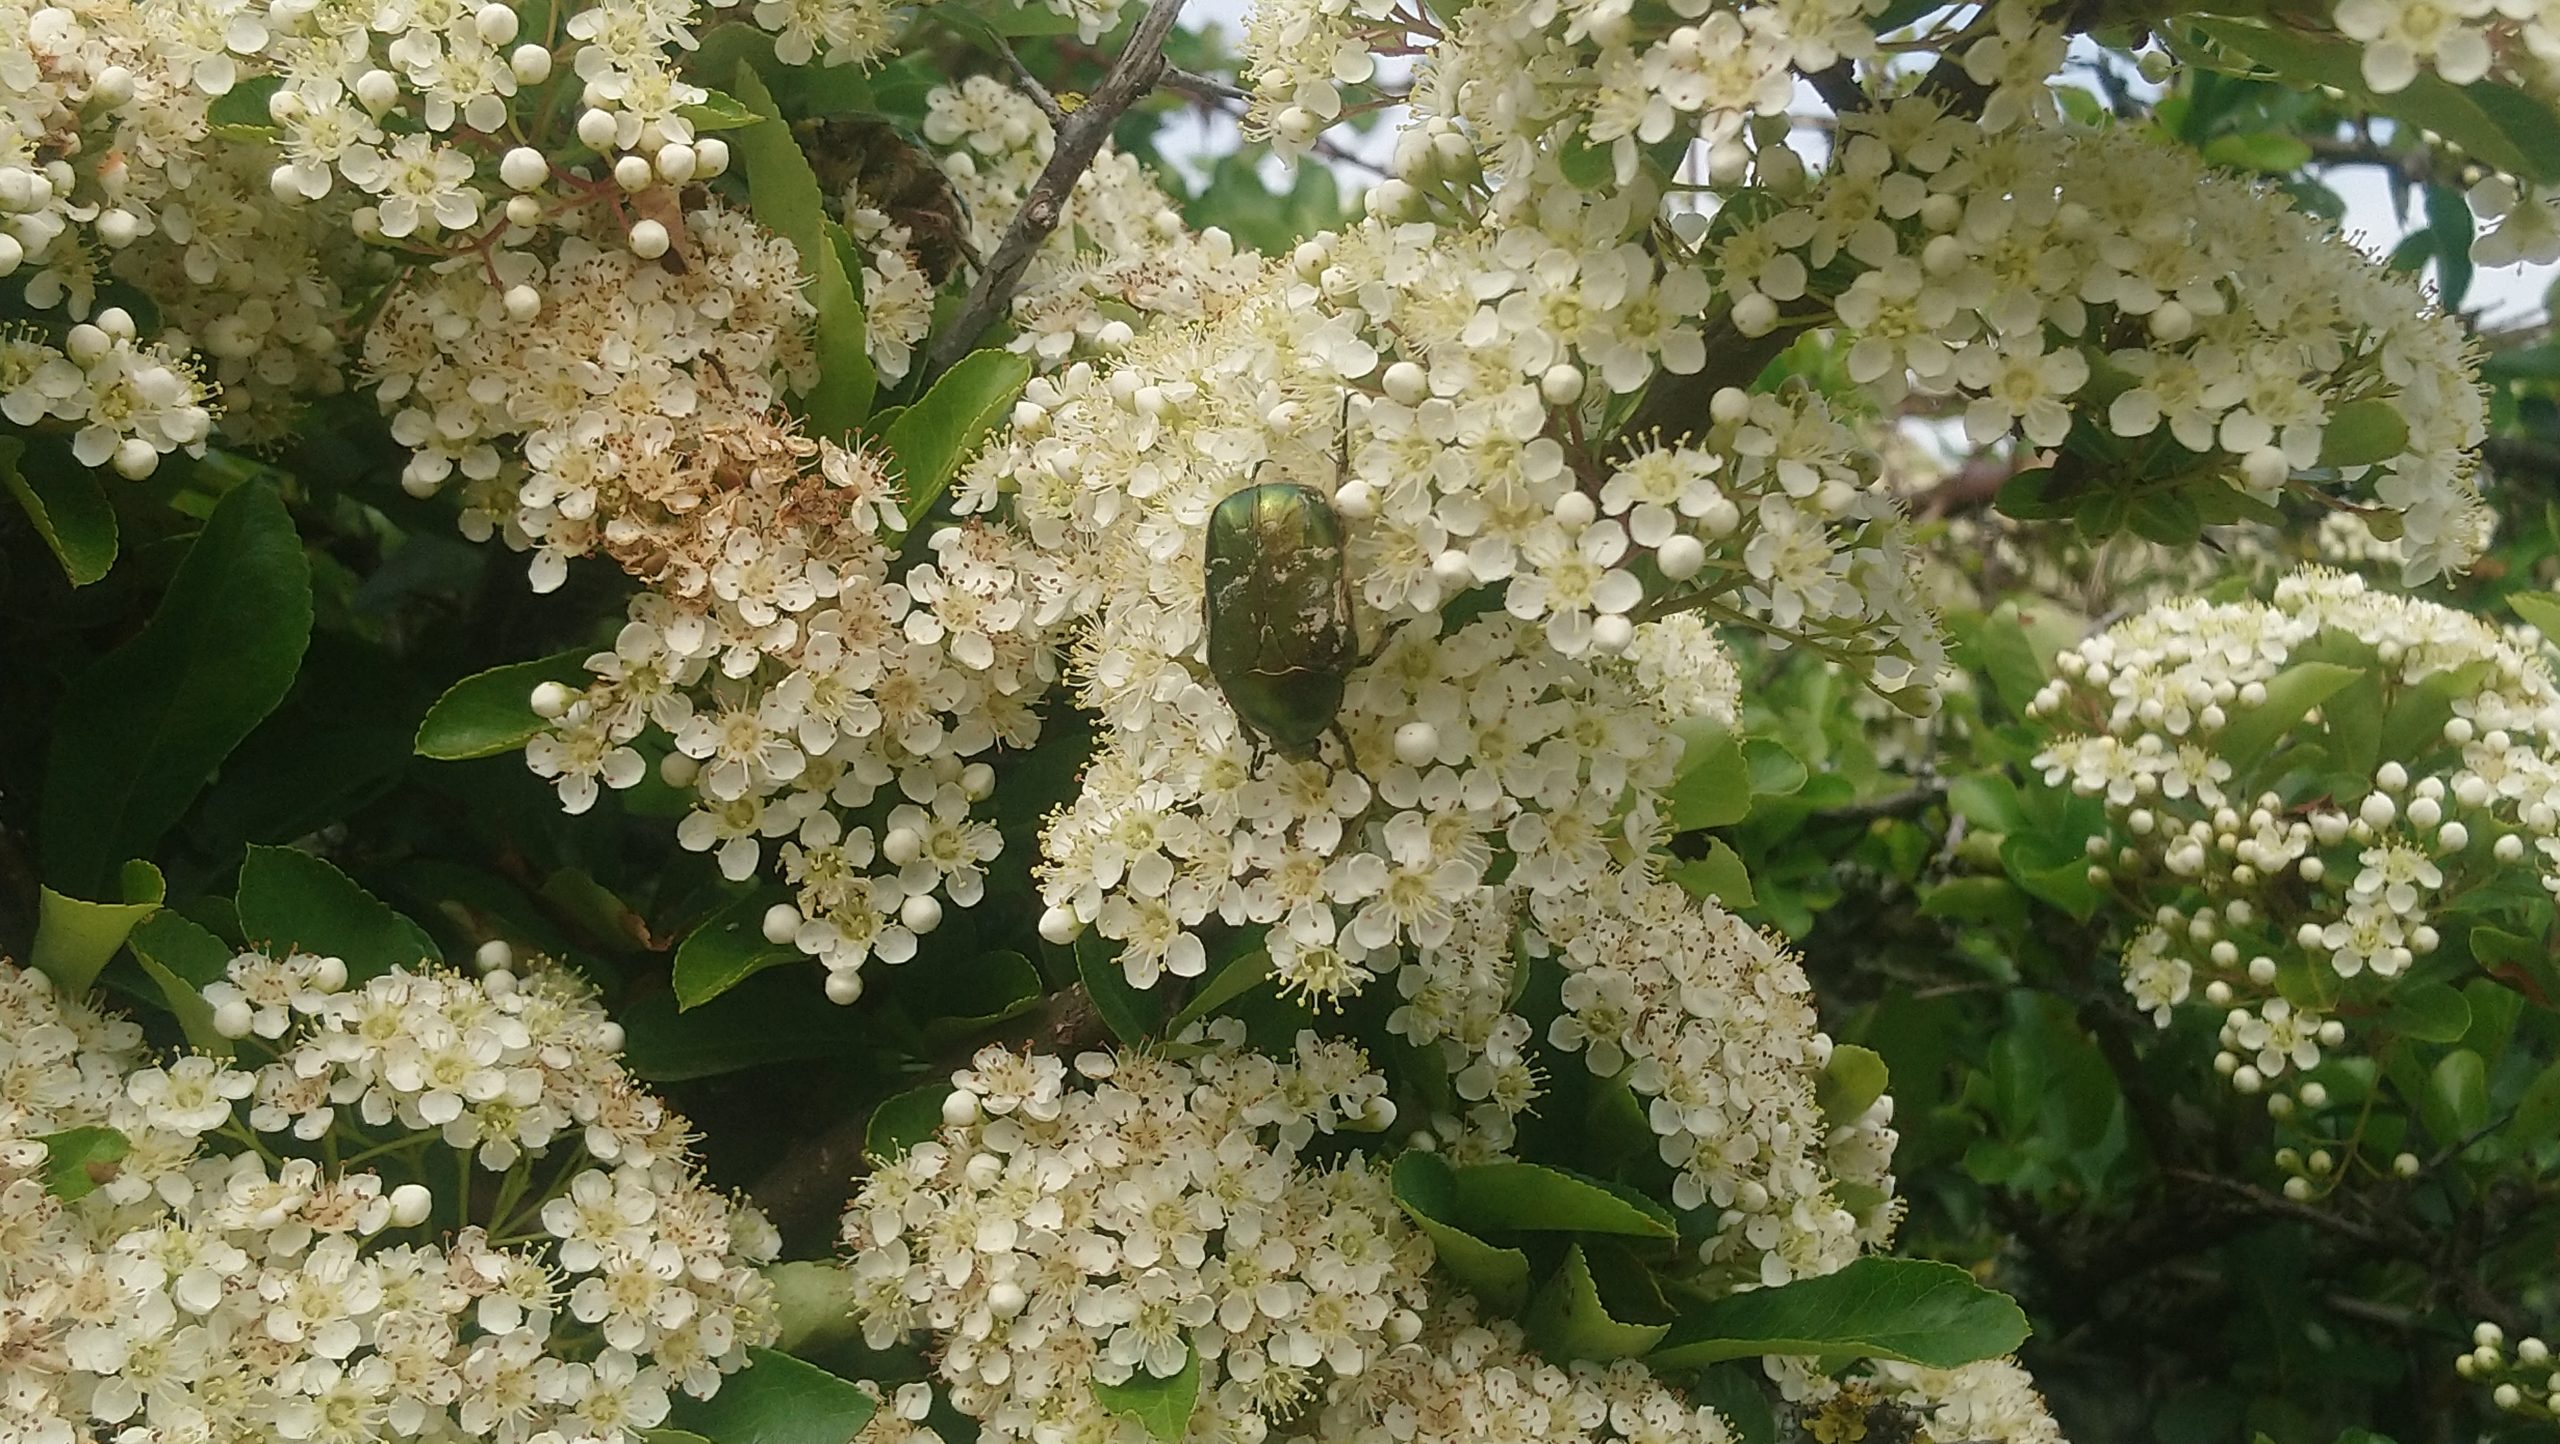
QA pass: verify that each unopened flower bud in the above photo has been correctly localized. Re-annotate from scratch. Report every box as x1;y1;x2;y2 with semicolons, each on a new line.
900;892;943;935
511;43;553;83
355;68;399;114
388;1183;434;1227
627;218;670;258
576;107;618;151
761;904;802;946
529;681;576;718
824;970;864;1004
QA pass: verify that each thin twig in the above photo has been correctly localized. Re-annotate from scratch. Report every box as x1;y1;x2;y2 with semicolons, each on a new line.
990;33;1067;124
926;0;1191;374
1164;64;1250;103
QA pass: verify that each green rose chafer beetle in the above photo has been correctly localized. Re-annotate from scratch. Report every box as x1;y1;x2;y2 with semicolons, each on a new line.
1203;479;1359;755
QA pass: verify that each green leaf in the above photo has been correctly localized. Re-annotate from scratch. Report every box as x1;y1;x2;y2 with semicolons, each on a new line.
2201;131;2314;173
768;1260;865;1356
2316;399;2411;468
679;88;764;130
2511;1058;2560;1149
1992;467;2074;521
865;1082;951;1165
2384;982;2471;1044
414;649;595;760
37;1126;131;1202
1448;1160;1676;1238
41;482;313;895
1667;839;1754;909
1072;931;1162;1043
1391;1151;1533;1313
1917;876;2026;927
235;845;442;978
673;890;801;1010
620;972;872;1081
886;349;1033;527
207;75;285;135
2190;20;2560;185
729;63;875;433
1948;774;2027;834
128;909;237;1055
1649;1257;2029;1371
1529;1243;1674;1362
666;1347;877;1444
2214;661;2362;771
1165;944;1274;1036
1744;738;1807;798
903;949;1045;1046
1815;1044;1890;1126
1091;1344;1202;1444
2427;1048;2490;1141
29;860;165;994
1667;721;1752;831
3;438;117;585
2507;590;2560;640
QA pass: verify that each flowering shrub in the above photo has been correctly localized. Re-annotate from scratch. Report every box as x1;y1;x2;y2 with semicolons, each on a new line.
8;0;2560;1436
0;952;778;1444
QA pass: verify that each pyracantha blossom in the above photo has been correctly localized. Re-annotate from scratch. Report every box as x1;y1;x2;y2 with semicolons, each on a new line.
0;952;778;1444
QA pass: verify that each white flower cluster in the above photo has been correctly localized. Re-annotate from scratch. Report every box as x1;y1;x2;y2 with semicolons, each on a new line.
1776;1356;2067;1444
368;188;1054;992
2029;569;2560;1154
364;202;816;588
1294;1297;1736;1444
0;0;231;474
979;216;1938;996
840;1033;1435;1444
1694;105;2488;581
1390;864;1900;1288
2459;1320;2560;1422
0;952;779;1444
2325;0;2560;96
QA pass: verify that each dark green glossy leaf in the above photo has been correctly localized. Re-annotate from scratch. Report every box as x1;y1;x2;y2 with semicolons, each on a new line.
42;482;312;895
1649;1257;2028;1370
673;890;801;1009
415;649;594;760
1391;1151;1532;1313
1072;930;1161;1042
730;63;874;433
128;908;237;1054
1448;1160;1677;1238
3;437;116;585
235;845;441;978
885;349;1032;527
666;1347;876;1444
2384;982;2471;1044
1528;1243;1673;1362
865;1082;951;1165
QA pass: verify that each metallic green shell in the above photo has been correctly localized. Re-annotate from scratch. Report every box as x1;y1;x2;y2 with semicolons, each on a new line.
1203;482;1357;752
